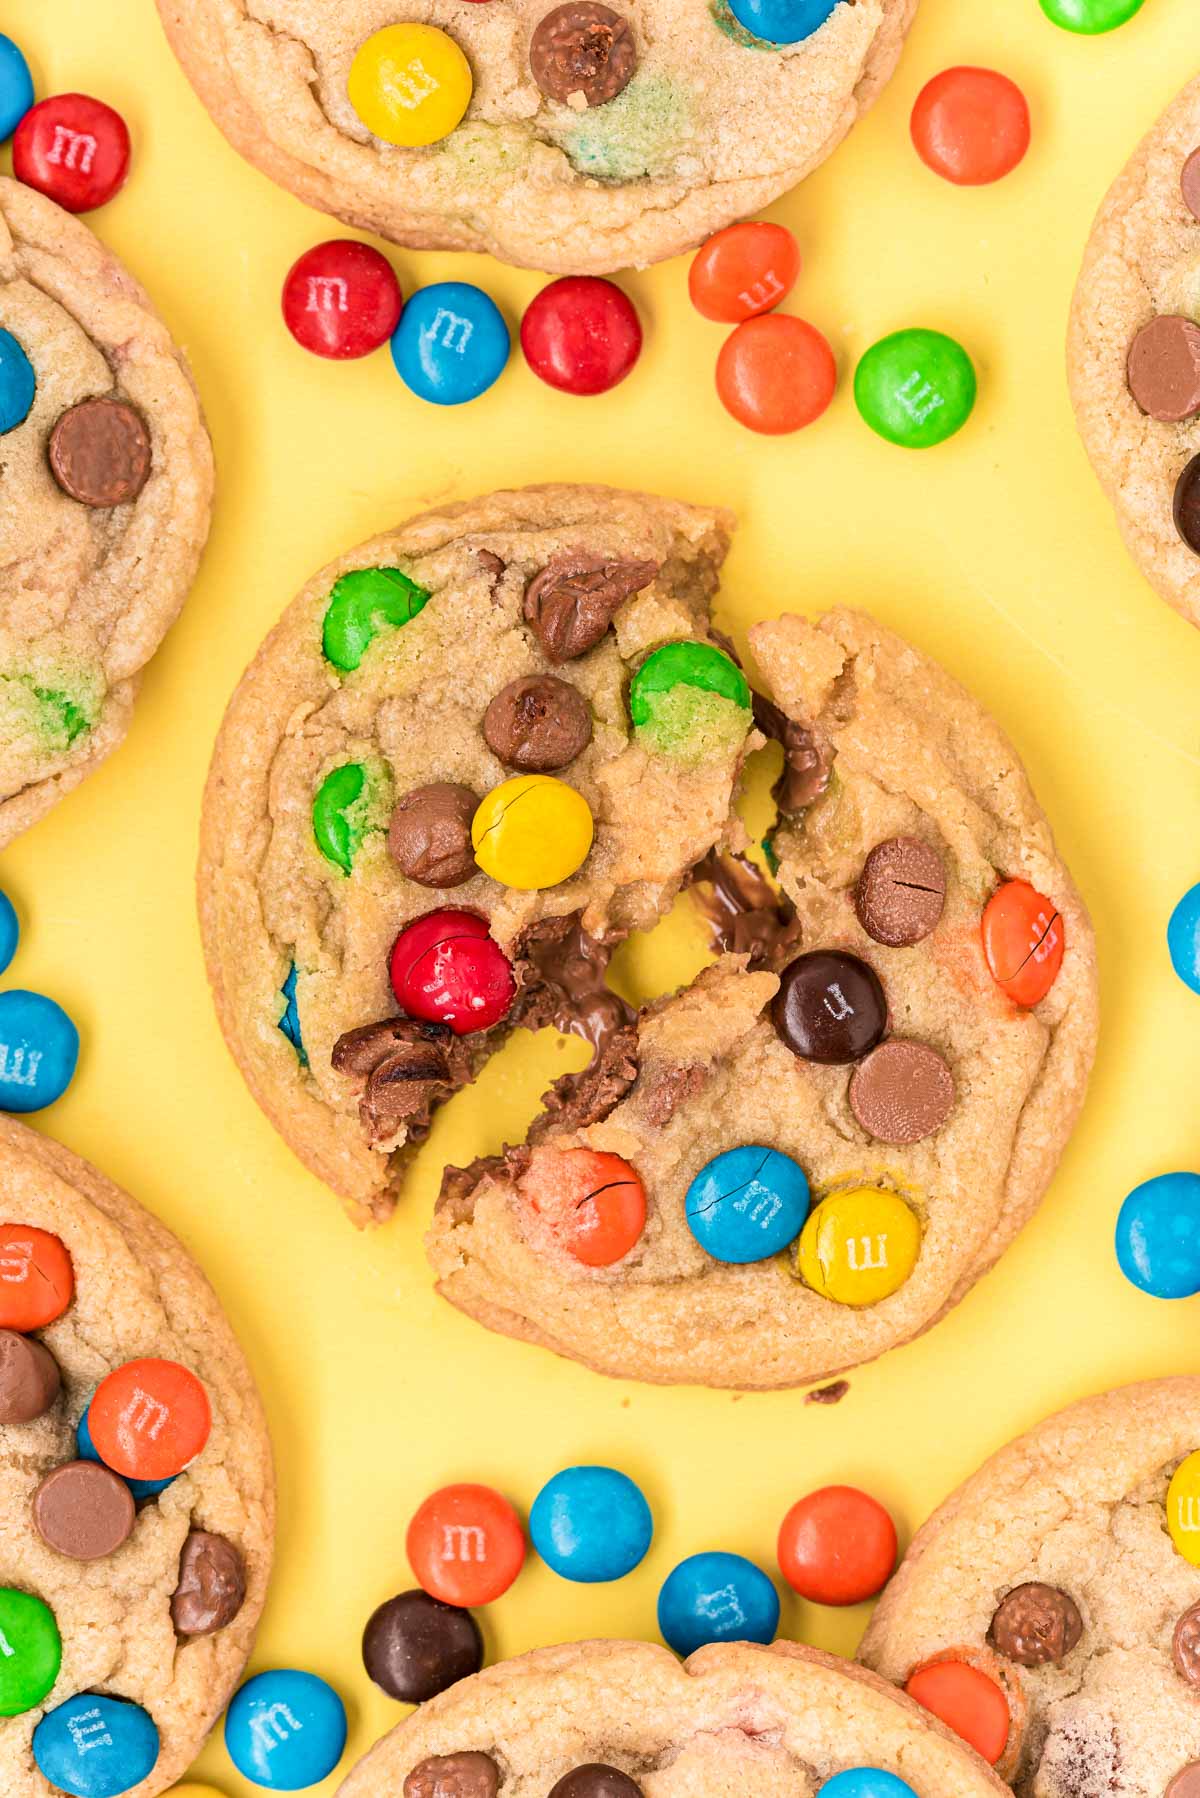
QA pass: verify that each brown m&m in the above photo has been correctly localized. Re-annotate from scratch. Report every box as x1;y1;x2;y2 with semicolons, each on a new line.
483;675;592;772
362;1589;483;1704
48;397;151;508
1176;453;1200;556
530;6;637;108
849;1040;955;1145
390;784;479;888
1174;1601;1200;1688
171;1530;247;1637
773;951;887;1064
989;1582;1083;1667
549;1770;643;1798
1127;316;1200;423
33;1460;135;1561
0;1327;60;1423
523;553;657;662
856;838;946;947
405;1754;500;1798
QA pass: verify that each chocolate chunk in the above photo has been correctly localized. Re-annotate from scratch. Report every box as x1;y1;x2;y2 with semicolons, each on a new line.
512;913;635;1057
33;1460;135;1561
855;837;946;947
638;1060;709;1127
332;1017;473;1146
171;1529;247;1636
48;397;151;507
752;692;833;814
1174;1601;1200;1688
390;784;479;888
549;1770;643;1798
483;675;592;772
362;1590;483;1704
477;549;506;595
1175;453;1200;556
1168;1765;1200;1798
405;1753;501;1798
0;1327;60;1423
437;1148;531;1222
1127;315;1200;422
773;951;887;1065
805;1380;850;1406
849;1039;955;1145
989;1582;1083;1667
687;849;801;972
523;553;657;662
530;5;637;107
1183;148;1200;223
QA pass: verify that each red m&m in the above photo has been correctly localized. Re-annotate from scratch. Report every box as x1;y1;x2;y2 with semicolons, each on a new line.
88;1358;211;1481
282;241;403;359
407;1482;525;1606
521;277;642;396
716;314;836;434
389;910;515;1035
13;94;130;211
689;222;801;323
777;1485;898;1605
905;1658;1011;1765
0;1225;73;1330
981;879;1064;1007
911;68;1031;187
520;1147;647;1267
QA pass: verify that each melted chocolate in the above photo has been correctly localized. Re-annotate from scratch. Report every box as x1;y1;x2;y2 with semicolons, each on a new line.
752;691;833;815
687;849;801;972
513;913;636;1057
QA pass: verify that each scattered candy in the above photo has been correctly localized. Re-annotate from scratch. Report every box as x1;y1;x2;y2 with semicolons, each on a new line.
0;1224;74;1328
49;398;151;508
1038;0;1145;31
0;1328;60;1423
0;890;16;973
773;951;887;1065
391;282;510;406
33;1693;159;1797
727;0;840;44
407;1483;525;1606
531;6;637;106
225;1670;347;1790
904;1660;1010;1765
1116;1172;1200;1300
0;35;33;142
1169;1452;1200;1566
1175;454;1200;556
981;879;1064;1007
483;675;593;773
689;222;801;323
1127;316;1200;423
777;1485;897;1604
685;1145;810;1264
313;762;376;874
348;24;472;147
820;1772;918;1798
657;1551;780;1657
849;1041;955;1146
282;240;403;359
13;94;131;211
33;1460;135;1561
1169;883;1200;994
0;1588;61;1717
389;910;515;1034
520;1146;647;1267
716;315;836;434
530;1466;653;1583
77;1402;176;1501
630;641;750;761
0;991;80;1113
521;277;642;396
0;327;36;436
910;68;1031;186
471;774;594;890
171;1530;247;1636
854;329;976;449
88;1357;211;1482
855;837;946;947
796;1187;921;1306
362;1588;484;1703
390;784;479;887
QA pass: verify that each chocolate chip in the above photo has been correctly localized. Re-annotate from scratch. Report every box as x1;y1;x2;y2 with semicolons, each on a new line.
483;675;592;772
1174;1601;1200;1688
773;951;887;1064
33;1460;135;1561
523;553;657;662
1127;315;1200;422
1168;1765;1200;1798
0;1327;60;1423
855;837;946;947
332;1017;473;1147
1175;453;1200;556
404;1754;501;1798
549;1770;643;1798
48;397;151;507
362;1590;483;1704
530;5;637;107
849;1039;955;1144
170;1530;247;1636
989;1582;1083;1667
390;784;479;888
1183;149;1200;223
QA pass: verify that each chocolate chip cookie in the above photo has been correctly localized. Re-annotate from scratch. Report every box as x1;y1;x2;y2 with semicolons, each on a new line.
155;1;916;275
0;177;213;847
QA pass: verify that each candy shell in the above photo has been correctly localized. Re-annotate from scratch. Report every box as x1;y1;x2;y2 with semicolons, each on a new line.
1039;0;1145;31
854;329;976;449
471;775;593;890
1116;1172;1200;1300
88;1358;211;1482
33;1693;159;1798
0;35;34;142
685;1145;810;1264
13;94;131;212
904;1660;1010;1765
530;1466;653;1583
727;0;841;44
1168;883;1200;995
0;991;79;1113
282;241;402;359
389;910;515;1034
777;1485;897;1605
322;566;430;672
520;1147;647;1267
0;1588;61;1717
77;1401;176;1502
407;1483;525;1606
348;24;472;146
521;277;642;396
0;328;36;436
981;879;1064;1007
0;1223;73;1328
689;222;801;323
657;1551;779;1657
391;283;509;406
0;891;16;975
1168;1451;1200;1566
820;1774;919;1798
796;1187;921;1306
225;1670;347;1790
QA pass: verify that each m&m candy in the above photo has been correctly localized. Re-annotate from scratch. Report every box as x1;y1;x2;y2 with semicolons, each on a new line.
689;222;801;323
1168;883;1200;995
658;1552;780;1657
282;241;402;359
391;282;510;405
407;1483;525;1606
225;1670;347;1790
530;1466;653;1583
1168;1451;1200;1565
1039;0;1145;31
362;1588;484;1704
322;565;429;672
313;763;379;875
0;35;34;142
0;991;80;1114
33;1693;159;1798
630;641;751;761
389;910;515;1034
0;890;19;975
1116;1172;1200;1300
820;1773;919;1798
905;1659;1010;1765
777;1486;898;1605
88;1358;211;1482
521;277;642;396
471;775;594;890
855;329;976;449
77;1402;176;1502
910;68;1031;186
0;1224;73;1328
685;1146;810;1264
727;0;840;44
981;879;1064;1007
0;328;36;436
348;24;472;146
716;315;836;434
278;964;307;1064
0;1589;61;1717
796;1188;921;1306
520;1147;647;1267
13;94;131;211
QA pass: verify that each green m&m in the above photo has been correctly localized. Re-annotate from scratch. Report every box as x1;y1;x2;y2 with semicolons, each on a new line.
313;762;384;874
1039;0;1145;32
322;567;430;673
0;1589;61;1716
630;641;751;764
854;329;976;449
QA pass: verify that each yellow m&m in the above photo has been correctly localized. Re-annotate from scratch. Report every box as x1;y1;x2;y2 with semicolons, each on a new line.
1168;1450;1200;1566
472;776;594;891
348;25;473;149
796;1186;921;1306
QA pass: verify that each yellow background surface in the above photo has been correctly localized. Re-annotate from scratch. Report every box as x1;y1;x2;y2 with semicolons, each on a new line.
3;1;1199;1791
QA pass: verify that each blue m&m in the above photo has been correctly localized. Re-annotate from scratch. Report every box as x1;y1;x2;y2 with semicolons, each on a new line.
0;890;18;976
530;1466;653;1583
33;1693;159;1798
0;36;33;141
0;328;36;436
1168;883;1200;995
278;964;307;1064
728;0;840;43
77;1402;176;1502
0;990;79;1113
1116;1172;1200;1300
225;1669;347;1790
685;1146;810;1264
391;283;509;406
820;1773;920;1798
658;1551;780;1657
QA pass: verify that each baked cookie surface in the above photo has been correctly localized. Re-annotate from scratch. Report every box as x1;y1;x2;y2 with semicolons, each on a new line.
0;177;213;848
1068;75;1200;628
860;1380;1200;1798
336;1638;1009;1798
155;1;916;275
0;1117;273;1798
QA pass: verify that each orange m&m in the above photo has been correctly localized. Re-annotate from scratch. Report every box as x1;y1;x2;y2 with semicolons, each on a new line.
905;1659;1011;1765
689;222;801;323
88;1358;211;1481
520;1148;647;1268
0;1225;74;1330
911;67;1031;187
777;1485;898;1606
716;315;836;435
407;1482;525;1606
982;879;1064;1007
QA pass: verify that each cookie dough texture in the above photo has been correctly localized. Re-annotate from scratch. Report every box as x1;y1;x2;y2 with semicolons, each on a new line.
156;0;917;275
1069;75;1200;627
337;1639;1009;1798
0;1118;273;1798
860;1380;1200;1798
0;178;213;847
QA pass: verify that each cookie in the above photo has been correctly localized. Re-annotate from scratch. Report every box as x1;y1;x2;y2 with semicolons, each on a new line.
335;1638;1010;1798
0;176;213;847
1068;75;1200;628
0;1116;273;1798
155;2;916;276
860;1380;1200;1798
